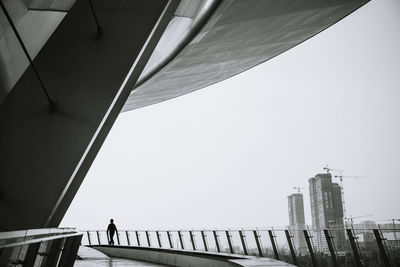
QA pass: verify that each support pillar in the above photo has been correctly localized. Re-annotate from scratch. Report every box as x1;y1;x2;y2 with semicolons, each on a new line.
135;231;140;247
96;231;101;245
22;242;40;267
58;235;82;267
285;229;298;266
303;230;318;267
167;231;173;248
373;229;392;267
156;231;162;248
189;231;196;250
346;229;363;267
116;231;120;245
226;230;234;254
323;229;339;267
268;230;279;260
201;231;208;251
125;231;131;246
213;231;221;253
178;231;184;250
43;239;63;267
86;231;91;246
253;230;264;257
145;231;151;247
239;230;248;255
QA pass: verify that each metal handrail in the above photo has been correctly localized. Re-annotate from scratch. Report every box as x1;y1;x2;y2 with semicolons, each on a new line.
0;232;82;249
0;228;83;267
82;227;399;267
0;227;77;240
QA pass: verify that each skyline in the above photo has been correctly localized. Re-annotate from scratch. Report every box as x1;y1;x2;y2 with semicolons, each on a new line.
61;0;400;230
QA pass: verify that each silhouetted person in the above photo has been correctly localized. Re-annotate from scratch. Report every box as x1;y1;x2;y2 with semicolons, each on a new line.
107;218;118;245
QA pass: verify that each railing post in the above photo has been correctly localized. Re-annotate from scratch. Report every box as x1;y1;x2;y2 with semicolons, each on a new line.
268;230;279;260
303;230;319;267
226;230;235;254
239;230;248;255
213;231;221;253
145;231;151;247
178;231;185;249
126;231;131;246
167;231;173;248
201;231;208;251
43;238;63;267
156;231;162;248
253;230;264;257
285;229;298;266
373;229;392;267
189;231;196;250
346;229;363;267
135;231;141;246
58;235;82;267
116;231;120;245
86;231;92;246
23;242;41;267
323;229;339;267
96;231;101;245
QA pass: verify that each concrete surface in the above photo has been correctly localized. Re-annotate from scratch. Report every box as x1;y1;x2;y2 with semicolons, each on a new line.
75;246;168;267
93;245;295;267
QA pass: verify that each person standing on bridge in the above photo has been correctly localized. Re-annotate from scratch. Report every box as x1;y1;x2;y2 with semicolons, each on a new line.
107;218;118;245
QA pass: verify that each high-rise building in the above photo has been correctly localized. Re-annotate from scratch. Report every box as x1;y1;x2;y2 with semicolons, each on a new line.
309;173;346;251
288;193;307;253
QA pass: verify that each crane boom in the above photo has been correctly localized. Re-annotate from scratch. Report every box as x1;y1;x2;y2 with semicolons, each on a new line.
333;174;367;227
323;165;343;174
293;186;306;193
335;175;366;179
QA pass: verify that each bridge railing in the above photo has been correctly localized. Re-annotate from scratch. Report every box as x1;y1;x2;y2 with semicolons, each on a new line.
0;228;82;267
81;226;400;267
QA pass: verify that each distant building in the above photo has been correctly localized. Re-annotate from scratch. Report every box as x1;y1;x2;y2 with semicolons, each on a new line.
288;193;307;253
309;173;346;251
352;221;400;248
352;220;377;243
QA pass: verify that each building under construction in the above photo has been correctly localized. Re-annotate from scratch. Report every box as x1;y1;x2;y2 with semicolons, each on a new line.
288;192;308;253
309;173;346;251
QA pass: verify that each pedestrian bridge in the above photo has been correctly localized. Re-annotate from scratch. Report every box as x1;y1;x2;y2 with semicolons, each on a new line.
76;246;293;267
0;228;294;267
75;246;167;267
1;227;398;266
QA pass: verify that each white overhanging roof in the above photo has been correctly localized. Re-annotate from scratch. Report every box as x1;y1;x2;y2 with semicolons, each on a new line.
122;0;368;112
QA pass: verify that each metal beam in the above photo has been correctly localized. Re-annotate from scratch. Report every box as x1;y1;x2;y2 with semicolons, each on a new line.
303;230;318;267
285;230;298;266
346;229;363;267
323;229;339;267
253;230;264;257
226;230;234;254
239;230;248;255
373;229;392;267
268;230;279;260
201;231;208;252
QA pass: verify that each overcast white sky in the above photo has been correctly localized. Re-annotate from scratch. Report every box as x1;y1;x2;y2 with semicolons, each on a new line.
61;0;400;230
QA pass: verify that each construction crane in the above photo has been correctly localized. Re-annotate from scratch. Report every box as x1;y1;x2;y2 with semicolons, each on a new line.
323;165;343;174
293;186;306;193
334;174;367;226
346;214;373;225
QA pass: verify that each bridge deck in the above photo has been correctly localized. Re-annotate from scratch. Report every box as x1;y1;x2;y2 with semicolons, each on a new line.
75;246;168;267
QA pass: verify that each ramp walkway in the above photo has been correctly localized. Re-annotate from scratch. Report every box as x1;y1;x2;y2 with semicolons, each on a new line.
75;246;168;267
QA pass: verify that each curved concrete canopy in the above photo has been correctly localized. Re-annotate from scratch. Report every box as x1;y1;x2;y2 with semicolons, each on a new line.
123;0;368;112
